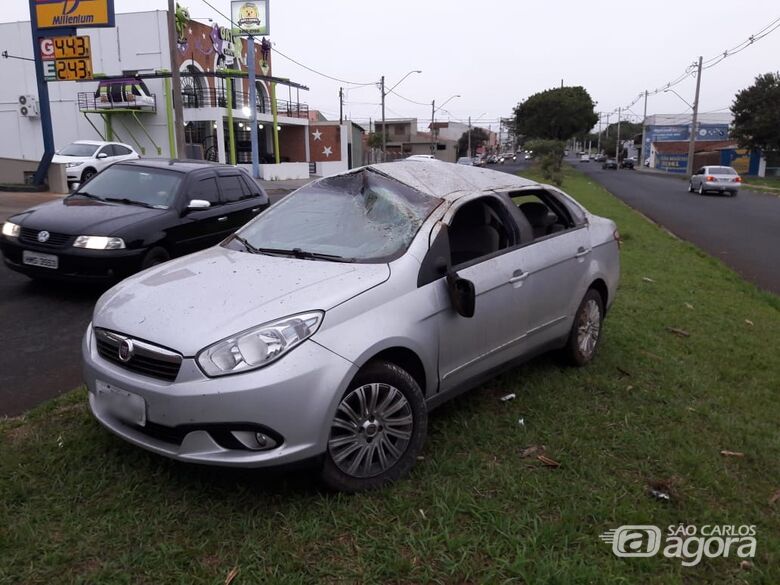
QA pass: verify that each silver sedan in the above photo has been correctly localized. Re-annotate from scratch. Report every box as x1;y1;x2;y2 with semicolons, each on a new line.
688;165;742;196
83;160;620;491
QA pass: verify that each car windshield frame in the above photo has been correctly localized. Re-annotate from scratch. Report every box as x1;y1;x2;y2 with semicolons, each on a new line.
57;143;100;157
72;164;183;209
230;168;442;264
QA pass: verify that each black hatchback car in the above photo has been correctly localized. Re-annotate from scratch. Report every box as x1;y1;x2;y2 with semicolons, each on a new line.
0;160;269;281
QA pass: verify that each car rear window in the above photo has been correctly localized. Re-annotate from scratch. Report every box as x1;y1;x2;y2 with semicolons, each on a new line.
709;167;737;175
58;143;99;157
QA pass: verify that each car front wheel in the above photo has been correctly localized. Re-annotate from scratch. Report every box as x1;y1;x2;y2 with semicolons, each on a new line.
688;181;694;193
564;288;604;366
321;361;427;492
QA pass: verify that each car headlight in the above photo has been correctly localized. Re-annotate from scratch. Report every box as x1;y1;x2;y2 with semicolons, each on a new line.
2;221;21;237
73;235;126;250
197;311;323;377
66;162;82;168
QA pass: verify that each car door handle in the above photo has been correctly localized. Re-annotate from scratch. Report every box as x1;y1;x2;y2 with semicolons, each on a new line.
217;216;228;222
509;270;529;284
575;247;591;259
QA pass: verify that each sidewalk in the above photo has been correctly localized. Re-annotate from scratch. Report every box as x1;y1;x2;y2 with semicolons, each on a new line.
257;176;316;194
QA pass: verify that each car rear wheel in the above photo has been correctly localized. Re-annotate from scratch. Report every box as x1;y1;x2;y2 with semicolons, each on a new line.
564;288;604;367
321;361;427;492
698;184;704;195
141;246;170;269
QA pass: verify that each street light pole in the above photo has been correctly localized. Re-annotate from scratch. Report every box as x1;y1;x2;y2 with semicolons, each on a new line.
615;107;621;164
686;56;703;176
467;116;471;157
640;90;648;165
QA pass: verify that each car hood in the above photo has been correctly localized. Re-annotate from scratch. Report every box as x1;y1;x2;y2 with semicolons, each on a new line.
14;196;167;235
93;246;391;355
52;154;92;165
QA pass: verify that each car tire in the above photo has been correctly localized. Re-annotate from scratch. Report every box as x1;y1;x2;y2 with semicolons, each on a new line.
81;168;97;183
688;182;694;193
321;360;427;492
141;246;170;270
564;288;605;367
698;184;704;195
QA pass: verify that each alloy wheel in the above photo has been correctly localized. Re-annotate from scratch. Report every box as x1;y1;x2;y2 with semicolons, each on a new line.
328;383;413;478
577;299;601;358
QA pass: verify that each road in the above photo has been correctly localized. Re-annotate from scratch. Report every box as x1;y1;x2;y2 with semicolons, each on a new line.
571;160;780;294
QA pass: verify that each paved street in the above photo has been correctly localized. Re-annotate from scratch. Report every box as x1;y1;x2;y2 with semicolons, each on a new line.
571;160;780;294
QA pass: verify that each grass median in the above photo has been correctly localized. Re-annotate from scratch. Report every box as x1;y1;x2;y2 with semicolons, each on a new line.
2;166;779;584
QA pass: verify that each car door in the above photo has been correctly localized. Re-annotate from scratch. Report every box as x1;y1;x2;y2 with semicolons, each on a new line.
510;188;591;345
94;145;114;172
214;172;262;233
434;194;536;393
169;171;231;256
692;168;704;189
111;144;138;162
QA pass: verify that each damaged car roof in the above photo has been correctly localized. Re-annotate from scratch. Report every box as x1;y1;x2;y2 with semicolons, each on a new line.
365;160;540;201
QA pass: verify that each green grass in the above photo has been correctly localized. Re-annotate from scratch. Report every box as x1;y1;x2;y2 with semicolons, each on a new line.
742;175;780;192
2;167;779;584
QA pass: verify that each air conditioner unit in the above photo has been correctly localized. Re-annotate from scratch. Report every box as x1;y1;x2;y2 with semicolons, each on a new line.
19;95;39;118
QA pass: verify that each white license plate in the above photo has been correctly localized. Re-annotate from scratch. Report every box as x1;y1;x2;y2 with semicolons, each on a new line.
96;380;146;426
22;250;58;270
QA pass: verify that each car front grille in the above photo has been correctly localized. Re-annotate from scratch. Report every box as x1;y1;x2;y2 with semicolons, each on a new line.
19;227;72;248
95;328;183;382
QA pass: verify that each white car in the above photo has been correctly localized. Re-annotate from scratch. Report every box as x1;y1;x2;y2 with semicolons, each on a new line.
580;155;590;163
53;140;140;185
406;154;435;161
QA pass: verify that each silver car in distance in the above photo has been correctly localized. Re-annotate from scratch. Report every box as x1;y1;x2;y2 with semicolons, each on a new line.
83;160;620;492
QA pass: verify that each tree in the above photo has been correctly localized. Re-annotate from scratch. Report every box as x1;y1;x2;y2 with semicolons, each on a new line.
513;86;598;141
366;132;385;150
598;122;642;157
457;127;490;157
731;72;780;152
525;139;565;186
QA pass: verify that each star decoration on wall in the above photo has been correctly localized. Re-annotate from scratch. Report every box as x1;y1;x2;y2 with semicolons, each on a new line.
312;129;322;141
323;146;332;157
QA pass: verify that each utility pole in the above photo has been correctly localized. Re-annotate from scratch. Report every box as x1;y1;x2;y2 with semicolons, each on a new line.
615;107;621;164
596;114;602;154
497;121;502;155
166;0;186;158
686;56;703;176
640;90;648;166
339;87;343;124
430;99;435;155
380;75;386;161
467;116;472;157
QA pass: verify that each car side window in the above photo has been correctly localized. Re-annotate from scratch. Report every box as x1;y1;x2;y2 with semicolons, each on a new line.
239;175;261;198
218;175;247;203
189;176;220;205
113;145;132;156
97;146;113;158
513;191;575;241
447;197;517;267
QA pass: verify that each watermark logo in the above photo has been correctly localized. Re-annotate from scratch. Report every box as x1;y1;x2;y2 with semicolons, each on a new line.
601;524;757;567
600;525;662;557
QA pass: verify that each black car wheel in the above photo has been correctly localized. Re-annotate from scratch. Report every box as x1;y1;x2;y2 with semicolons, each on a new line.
698;184;705;195
321;360;427;492
81;168;97;183
141;246;170;269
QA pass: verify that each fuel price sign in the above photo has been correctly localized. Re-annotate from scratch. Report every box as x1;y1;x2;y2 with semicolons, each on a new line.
51;35;93;81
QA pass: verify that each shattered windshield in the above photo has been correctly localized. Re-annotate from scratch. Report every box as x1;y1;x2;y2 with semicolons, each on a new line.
234;169;441;262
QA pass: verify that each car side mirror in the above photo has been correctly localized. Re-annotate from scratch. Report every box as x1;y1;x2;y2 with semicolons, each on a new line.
186;199;211;211
446;270;475;318
97;152;108;159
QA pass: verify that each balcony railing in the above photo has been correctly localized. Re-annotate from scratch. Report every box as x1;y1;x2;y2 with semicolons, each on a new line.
78;92;157;113
181;87;308;118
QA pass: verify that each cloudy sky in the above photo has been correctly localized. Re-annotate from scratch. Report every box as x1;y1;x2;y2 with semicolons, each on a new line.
5;1;779;130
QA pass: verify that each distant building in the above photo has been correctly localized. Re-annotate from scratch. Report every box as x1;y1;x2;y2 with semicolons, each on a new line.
375;118;457;162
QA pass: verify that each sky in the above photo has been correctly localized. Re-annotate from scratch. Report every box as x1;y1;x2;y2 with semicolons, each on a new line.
4;1;780;131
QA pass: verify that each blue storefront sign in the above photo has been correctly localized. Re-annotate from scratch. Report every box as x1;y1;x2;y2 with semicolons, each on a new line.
656;153;688;173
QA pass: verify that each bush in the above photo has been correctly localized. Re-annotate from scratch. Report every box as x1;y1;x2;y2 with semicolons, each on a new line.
525;139;565;186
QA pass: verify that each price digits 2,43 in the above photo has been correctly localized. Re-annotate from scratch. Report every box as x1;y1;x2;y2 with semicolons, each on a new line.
56;59;92;80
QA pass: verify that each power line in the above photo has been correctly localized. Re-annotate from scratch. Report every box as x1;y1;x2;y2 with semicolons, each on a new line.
197;0;376;87
610;16;780;114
